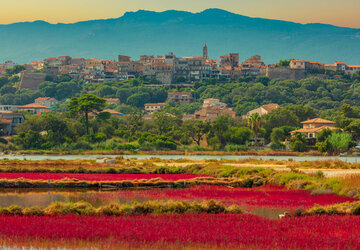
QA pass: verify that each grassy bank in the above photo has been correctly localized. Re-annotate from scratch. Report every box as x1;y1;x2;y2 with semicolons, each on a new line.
0;200;242;216
0;176;265;189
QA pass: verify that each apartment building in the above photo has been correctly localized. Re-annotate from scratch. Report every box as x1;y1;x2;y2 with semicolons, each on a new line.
144;103;166;113
167;92;194;104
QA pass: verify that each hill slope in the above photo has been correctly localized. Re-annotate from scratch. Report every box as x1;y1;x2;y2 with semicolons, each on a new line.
0;9;359;64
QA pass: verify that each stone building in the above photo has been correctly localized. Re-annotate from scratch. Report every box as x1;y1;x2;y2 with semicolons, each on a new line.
220;53;239;68
243;104;280;119
144;103;166;113
34;97;59;108
192;98;236;122
0;111;25;135
167;92;194;104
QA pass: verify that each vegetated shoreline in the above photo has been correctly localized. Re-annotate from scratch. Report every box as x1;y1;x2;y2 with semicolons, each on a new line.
0;176;264;189
3;149;327;157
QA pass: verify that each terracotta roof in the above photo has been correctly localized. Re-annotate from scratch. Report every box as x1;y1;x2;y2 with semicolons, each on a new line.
180;57;203;61
144;103;166;106
29;62;43;65
168;92;192;95
336;62;345;65
18;103;51;109
203;98;220;101
0;111;17;114
104;98;120;102
35;97;55;101
291;126;337;134
0;118;12;124
44;57;58;61
102;109;124;115
301;118;335;124
261;104;280;112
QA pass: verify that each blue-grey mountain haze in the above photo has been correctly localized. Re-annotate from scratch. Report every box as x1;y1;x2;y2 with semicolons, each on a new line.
0;9;359;64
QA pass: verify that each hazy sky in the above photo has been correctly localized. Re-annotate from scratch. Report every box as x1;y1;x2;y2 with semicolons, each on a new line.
1;0;360;28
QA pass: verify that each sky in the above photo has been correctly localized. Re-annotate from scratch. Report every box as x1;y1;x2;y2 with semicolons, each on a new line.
1;0;360;28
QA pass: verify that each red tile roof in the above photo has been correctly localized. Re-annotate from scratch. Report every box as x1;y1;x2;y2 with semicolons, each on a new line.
144;103;166;106
44;57;58;61
0;118;12;124
35;97;55;101
301;118;335;124
18;103;51;109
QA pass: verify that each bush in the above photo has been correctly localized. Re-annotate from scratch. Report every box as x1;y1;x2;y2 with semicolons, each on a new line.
279;172;310;185
224;144;249;152
290;132;308;152
23;206;45;216
270;142;285;150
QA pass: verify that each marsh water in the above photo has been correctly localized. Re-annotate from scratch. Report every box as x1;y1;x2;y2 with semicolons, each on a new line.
0;188;288;219
0;153;341;219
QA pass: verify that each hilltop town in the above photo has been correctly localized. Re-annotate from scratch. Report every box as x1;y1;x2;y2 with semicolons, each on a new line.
1;45;359;87
0;45;359;154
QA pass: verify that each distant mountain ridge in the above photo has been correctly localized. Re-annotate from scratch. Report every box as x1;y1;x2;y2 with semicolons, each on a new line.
0;8;359;64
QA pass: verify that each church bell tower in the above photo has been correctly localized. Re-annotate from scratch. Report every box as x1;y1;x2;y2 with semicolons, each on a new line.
203;44;208;60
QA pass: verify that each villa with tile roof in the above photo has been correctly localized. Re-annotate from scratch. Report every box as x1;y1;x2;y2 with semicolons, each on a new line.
17;103;51;115
291;118;337;140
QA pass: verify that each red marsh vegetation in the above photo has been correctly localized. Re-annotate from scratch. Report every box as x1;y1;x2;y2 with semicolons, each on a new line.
1;214;360;249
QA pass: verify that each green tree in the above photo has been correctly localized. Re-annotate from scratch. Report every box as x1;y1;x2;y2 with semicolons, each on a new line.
224;126;252;145
126;92;150;108
123;112;144;137
95;85;116;97
0;77;9;88
56;74;72;83
345;119;360;140
248;113;262;147
212;115;233;149
328;132;352;154
278;59;294;67
316;128;333;143
5;65;25;76
153;112;182;136
11;130;42;149
183;120;211;146
271;127;285;143
290;132;308;152
68;94;106;135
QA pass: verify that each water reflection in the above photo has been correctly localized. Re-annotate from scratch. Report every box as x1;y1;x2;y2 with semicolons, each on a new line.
0;188;290;219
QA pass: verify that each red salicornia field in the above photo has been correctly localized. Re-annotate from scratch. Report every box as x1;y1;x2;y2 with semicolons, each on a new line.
0;172;205;181
73;185;356;209
1;159;360;249
1;214;360;249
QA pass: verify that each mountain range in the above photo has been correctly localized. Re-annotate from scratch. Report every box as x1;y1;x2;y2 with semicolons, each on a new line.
0;9;359;64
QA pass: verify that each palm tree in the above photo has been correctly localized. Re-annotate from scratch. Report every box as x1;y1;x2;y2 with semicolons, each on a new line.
248;113;262;147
